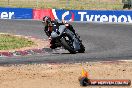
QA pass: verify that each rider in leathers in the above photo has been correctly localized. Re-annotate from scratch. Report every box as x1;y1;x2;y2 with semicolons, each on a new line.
42;16;76;49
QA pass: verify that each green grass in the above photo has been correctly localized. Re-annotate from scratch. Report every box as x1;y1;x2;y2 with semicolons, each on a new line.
0;0;123;10
0;34;35;50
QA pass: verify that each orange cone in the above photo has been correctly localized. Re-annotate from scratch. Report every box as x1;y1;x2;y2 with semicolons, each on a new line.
81;68;88;78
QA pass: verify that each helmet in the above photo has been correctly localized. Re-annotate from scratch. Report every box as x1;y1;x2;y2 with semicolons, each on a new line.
42;16;51;26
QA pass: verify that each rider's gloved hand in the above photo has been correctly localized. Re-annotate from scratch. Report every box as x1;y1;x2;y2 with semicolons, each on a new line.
62;19;69;26
62;19;67;24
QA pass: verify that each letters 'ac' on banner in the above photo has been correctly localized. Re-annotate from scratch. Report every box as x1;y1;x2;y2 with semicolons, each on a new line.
33;9;55;20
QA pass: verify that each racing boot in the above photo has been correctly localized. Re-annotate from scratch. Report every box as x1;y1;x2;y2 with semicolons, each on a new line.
50;39;58;49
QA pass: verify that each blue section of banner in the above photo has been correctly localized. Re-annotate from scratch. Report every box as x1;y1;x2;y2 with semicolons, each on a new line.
0;7;32;19
54;9;132;23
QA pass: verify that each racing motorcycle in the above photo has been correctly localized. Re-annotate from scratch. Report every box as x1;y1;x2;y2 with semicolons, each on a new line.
51;25;85;54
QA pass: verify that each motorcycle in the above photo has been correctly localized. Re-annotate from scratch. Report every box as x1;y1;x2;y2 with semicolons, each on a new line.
51;25;85;54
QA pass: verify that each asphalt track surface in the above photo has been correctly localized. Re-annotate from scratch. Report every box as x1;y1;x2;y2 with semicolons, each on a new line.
0;19;132;65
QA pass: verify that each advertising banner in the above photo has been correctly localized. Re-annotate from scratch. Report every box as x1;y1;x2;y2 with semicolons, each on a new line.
1;7;132;23
52;9;132;23
33;9;55;20
0;7;32;19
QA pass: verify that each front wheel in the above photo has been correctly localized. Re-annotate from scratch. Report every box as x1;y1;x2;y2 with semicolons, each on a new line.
78;43;85;53
60;36;76;54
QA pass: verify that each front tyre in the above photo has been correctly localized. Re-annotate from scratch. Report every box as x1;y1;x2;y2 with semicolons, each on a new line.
78;43;85;53
61;37;76;54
